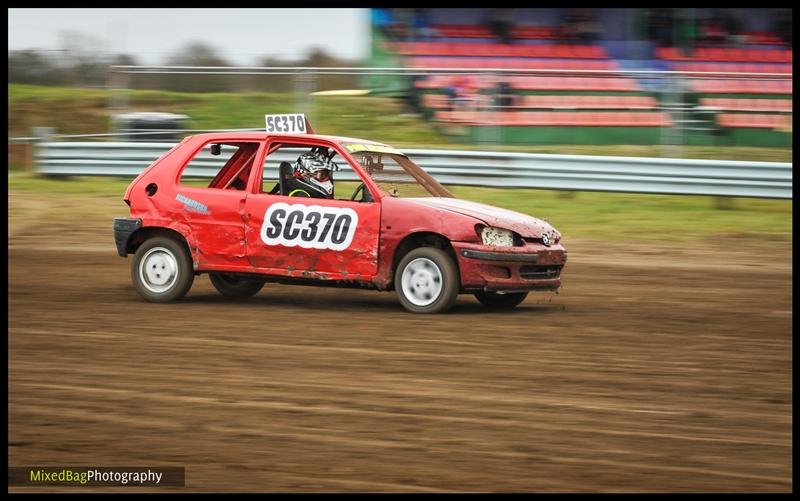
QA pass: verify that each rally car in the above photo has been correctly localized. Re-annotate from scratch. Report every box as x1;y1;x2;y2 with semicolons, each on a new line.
113;115;566;313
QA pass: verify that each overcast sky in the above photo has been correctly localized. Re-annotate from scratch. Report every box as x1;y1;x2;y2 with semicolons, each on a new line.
8;8;370;64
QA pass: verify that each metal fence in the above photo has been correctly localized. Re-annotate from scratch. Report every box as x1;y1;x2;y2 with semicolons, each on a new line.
104;65;793;154
35;141;792;199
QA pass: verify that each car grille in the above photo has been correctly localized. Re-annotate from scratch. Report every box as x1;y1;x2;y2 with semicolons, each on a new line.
520;265;563;280
523;236;556;246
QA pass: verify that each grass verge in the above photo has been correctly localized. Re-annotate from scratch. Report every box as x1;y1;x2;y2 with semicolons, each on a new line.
9;172;791;244
8;84;793;162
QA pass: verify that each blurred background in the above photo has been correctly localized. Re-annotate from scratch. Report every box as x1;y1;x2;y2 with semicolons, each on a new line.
8;8;793;157
8;8;792;493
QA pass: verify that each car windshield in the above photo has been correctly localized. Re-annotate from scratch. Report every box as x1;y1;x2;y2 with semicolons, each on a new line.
341;142;453;198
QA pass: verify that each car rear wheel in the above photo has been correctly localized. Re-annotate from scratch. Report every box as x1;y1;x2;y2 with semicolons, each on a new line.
132;236;194;303
209;272;266;298
474;291;528;309
395;247;459;314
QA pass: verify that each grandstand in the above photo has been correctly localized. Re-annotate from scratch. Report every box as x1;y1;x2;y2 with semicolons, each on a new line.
370;8;792;146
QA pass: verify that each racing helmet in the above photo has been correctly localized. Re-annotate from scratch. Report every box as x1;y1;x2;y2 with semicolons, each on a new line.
294;150;338;198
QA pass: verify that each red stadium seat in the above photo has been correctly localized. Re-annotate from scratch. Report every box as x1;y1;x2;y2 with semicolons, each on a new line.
744;49;763;62
659;47;792;63
424;92;664;116
391;41;608;59
717;114;792;128
700;97;789;112
692;78;792;94
720;49;735;61
433;110;674;127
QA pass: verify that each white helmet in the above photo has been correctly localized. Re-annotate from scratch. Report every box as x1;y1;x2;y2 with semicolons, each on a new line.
295;150;338;197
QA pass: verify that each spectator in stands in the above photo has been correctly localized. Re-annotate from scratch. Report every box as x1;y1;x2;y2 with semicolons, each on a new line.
698;18;727;46
579;14;601;44
445;75;482;112
647;8;675;47
772;8;792;45
564;9;601;45
493;80;515;109
674;10;697;57
411;9;435;41
720;9;744;46
486;9;514;44
372;8;395;40
443;79;459;112
394;9;415;41
408;74;424;113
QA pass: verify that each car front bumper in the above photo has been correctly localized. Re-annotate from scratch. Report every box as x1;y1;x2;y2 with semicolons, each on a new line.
453;241;567;293
113;217;142;257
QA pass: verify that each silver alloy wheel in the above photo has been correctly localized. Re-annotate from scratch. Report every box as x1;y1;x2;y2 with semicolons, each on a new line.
401;257;443;307
138;246;179;294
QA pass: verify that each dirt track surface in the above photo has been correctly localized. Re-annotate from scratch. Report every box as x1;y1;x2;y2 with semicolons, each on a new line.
8;228;792;492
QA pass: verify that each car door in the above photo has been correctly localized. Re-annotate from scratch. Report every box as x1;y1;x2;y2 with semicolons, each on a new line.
243;140;380;278
174;140;263;269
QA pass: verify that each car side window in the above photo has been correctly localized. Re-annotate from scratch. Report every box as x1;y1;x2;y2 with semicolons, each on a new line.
262;145;304;195
179;142;261;190
261;143;372;202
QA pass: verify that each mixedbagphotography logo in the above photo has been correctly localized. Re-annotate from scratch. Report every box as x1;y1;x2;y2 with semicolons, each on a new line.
8;466;185;487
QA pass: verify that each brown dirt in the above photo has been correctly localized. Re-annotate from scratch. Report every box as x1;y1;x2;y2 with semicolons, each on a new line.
8;224;792;492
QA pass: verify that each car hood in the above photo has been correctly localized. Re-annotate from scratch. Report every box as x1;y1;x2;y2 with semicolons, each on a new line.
408;198;559;239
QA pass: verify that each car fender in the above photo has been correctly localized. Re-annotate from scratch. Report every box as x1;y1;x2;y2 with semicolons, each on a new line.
373;197;481;288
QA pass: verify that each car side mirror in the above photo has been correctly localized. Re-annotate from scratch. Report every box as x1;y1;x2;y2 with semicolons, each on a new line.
210;144;222;156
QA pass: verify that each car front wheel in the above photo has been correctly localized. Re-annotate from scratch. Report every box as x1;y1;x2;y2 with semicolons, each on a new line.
131;236;194;303
474;291;528;309
395;247;460;314
209;272;266;298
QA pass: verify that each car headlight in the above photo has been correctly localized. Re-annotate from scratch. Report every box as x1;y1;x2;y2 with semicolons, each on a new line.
480;226;515;247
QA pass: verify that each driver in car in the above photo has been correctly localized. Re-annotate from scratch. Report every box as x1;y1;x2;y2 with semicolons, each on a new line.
288;148;339;199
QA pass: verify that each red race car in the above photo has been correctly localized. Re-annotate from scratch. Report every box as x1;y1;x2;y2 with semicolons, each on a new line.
114;115;566;313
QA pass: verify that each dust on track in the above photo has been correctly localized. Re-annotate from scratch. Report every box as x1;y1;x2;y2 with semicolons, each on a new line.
8;229;792;492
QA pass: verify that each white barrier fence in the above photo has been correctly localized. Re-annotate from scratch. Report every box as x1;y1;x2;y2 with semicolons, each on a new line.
35;141;792;199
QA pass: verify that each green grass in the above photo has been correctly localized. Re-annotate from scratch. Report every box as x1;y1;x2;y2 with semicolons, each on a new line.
9;172;791;244
448;186;792;243
8;84;793;161
9;84;446;145
397;144;793;162
8;172;134;194
7;84;793;244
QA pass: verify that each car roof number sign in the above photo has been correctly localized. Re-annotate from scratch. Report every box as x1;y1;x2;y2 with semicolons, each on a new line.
266;114;307;134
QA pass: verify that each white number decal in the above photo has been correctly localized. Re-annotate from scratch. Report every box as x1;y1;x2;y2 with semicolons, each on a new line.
261;202;358;251
265;114;307;134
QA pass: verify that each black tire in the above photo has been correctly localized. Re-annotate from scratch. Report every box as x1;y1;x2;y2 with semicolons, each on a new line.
394;247;460;314
208;272;266;298
474;291;528;309
131;236;194;303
